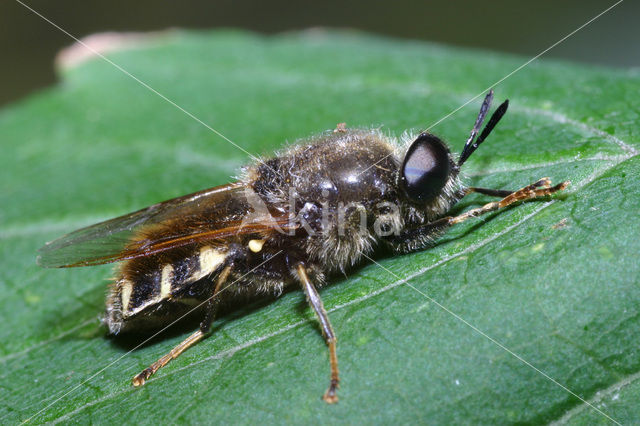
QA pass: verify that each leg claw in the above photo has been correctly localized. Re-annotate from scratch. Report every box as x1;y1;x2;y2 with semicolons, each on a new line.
322;380;339;404
323;390;339;404
132;368;153;387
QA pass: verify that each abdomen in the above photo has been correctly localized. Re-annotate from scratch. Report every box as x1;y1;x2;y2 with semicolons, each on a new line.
105;244;230;334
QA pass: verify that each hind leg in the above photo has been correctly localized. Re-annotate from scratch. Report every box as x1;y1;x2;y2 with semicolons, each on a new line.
132;265;233;386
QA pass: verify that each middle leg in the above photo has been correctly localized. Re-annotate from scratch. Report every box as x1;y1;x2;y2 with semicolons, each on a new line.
295;263;340;404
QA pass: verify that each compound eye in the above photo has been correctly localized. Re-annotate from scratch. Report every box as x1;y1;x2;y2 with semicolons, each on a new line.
401;133;451;202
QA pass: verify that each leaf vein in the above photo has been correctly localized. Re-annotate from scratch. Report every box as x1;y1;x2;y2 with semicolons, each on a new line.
550;369;640;425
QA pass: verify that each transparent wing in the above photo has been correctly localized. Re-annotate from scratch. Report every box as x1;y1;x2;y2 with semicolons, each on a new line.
37;182;293;268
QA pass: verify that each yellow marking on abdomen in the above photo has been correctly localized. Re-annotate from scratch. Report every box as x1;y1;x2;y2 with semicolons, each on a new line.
160;264;174;299
120;279;133;311
125;248;227;317
248;239;265;253
198;246;227;277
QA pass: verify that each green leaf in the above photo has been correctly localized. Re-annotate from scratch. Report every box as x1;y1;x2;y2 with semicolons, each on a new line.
1;30;639;424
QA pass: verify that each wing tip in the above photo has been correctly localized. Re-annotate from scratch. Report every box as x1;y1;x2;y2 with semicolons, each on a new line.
36;253;60;268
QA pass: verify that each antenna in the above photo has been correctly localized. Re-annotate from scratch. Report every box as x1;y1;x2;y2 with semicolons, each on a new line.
458;91;509;166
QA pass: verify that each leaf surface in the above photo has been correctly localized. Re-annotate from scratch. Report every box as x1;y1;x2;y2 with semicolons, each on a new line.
1;30;639;424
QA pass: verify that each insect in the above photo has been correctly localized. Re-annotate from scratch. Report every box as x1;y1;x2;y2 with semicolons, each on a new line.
38;90;568;403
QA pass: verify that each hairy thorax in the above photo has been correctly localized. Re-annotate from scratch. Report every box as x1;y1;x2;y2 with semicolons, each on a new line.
246;129;404;272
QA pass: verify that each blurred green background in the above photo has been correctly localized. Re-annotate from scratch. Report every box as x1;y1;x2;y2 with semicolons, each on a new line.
1;0;638;107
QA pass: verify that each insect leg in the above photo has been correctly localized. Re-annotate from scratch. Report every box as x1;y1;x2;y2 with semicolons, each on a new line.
132;329;206;386
295;263;340;404
132;265;233;387
392;178;569;250
199;264;233;334
466;187;513;198
448;177;569;226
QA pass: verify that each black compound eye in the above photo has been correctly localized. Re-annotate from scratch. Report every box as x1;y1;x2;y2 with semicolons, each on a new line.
401;133;451;202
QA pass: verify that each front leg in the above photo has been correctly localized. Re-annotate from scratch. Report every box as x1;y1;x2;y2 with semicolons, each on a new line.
295;263;340;404
390;177;569;252
449;178;569;226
